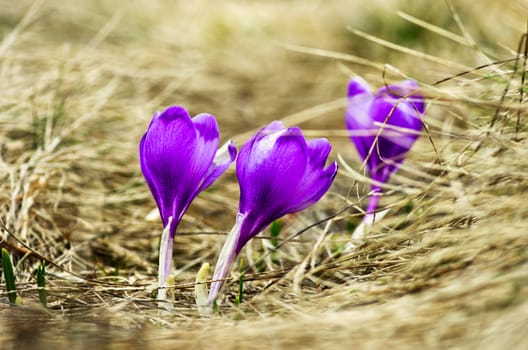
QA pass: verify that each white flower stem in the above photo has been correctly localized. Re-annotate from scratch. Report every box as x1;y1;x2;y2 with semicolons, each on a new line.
158;216;173;306
346;208;390;251
208;213;244;305
352;212;376;240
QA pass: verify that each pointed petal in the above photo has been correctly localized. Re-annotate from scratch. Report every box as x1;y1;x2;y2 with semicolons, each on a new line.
346;78;375;129
237;127;308;216
232;160;336;269
367;89;423;183
198;140;237;192
190;113;220;178
291;161;338;212
230;122;337;262
139;106;227;234
243;121;286;154
139;133;162;217
347;76;372;98
235;121;286;201
287;138;336;211
345;79;377;165
306;138;332;168
139;106;196;228
378;80;425;114
257;120;286;138
345;78;426;184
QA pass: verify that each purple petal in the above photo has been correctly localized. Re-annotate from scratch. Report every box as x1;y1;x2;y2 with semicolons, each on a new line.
291;161;338;213
310;161;338;203
367;90;423;183
346;78;425;184
190;113;220;173
378;80;425;114
345;78;426;215
235;121;286;193
244;121;286;150
236;125;311;247
139;106;197;230
257;120;286;137
139;106;225;236
345;79;377;165
198;140;237;192
234;124;337;251
189;113;221;188
289;139;337;212
347;76;372;98
306;138;332;168
234;161;337;253
237;126;308;215
209;122;337;303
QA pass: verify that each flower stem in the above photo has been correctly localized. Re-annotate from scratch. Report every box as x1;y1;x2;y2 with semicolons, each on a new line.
366;186;381;215
352;187;384;240
158;216;173;304
208;213;244;305
351;212;375;240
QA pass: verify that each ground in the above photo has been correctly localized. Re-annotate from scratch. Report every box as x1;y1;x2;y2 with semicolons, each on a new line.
0;0;527;349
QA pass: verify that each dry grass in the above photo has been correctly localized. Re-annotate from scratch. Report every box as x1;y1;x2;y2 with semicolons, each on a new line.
0;0;527;349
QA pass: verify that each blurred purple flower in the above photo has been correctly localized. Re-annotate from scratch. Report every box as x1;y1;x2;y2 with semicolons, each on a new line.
208;121;338;303
345;77;424;235
139;105;236;300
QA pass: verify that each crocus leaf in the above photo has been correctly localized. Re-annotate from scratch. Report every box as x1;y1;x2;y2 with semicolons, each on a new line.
37;260;47;307
2;248;18;304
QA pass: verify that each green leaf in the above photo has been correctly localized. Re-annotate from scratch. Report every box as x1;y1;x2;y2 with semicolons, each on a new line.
235;259;244;305
269;220;282;247
37;261;47;307
2;248;18;304
212;300;219;314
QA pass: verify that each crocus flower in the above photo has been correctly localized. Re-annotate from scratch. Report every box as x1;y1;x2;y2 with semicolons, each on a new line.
139;105;236;300
208;121;338;303
345;77;425;237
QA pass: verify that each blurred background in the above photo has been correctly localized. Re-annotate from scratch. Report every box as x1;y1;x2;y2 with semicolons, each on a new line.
0;1;527;349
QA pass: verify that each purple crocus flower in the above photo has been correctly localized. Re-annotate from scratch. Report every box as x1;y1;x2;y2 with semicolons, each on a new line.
345;77;425;237
208;121;338;303
139;105;236;300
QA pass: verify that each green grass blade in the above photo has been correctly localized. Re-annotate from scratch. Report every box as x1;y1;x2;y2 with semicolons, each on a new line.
1;248;18;304
269;220;282;248
235;259;244;305
37;261;47;307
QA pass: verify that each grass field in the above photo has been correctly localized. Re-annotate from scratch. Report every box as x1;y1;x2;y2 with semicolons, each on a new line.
0;0;527;349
